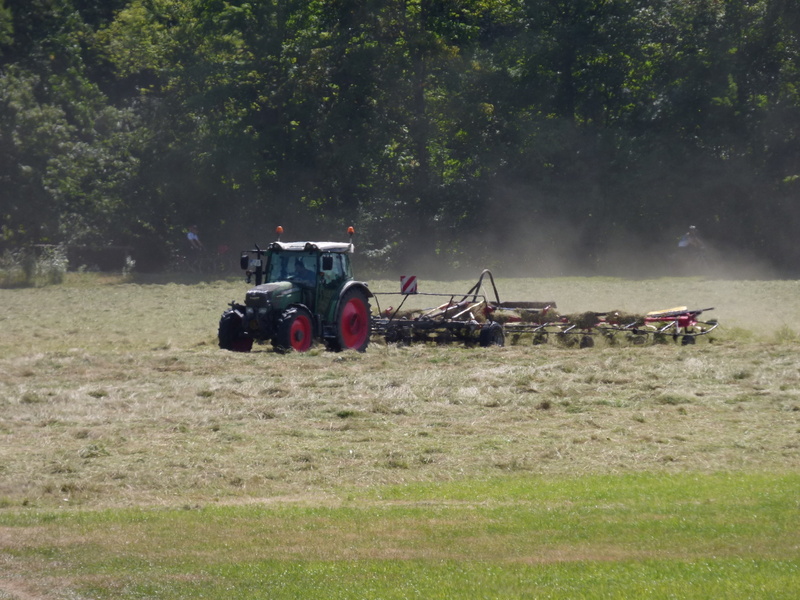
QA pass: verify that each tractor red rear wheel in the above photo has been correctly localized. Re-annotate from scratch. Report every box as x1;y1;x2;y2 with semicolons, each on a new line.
334;288;371;352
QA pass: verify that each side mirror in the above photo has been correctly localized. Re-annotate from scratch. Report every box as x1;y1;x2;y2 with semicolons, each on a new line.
240;254;249;270
322;255;334;271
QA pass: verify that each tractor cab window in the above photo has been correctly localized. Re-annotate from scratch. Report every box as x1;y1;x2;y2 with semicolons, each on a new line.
321;252;349;286
267;251;317;286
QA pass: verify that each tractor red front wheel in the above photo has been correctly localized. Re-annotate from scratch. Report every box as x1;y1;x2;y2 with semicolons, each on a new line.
273;306;314;352
334;288;371;352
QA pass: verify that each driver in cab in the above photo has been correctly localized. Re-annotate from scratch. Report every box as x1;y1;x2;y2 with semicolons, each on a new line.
293;258;316;286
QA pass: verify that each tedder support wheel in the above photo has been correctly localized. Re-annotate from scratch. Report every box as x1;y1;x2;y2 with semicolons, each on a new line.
479;322;505;347
273;306;315;352
333;288;371;352
385;325;412;346
218;310;253;352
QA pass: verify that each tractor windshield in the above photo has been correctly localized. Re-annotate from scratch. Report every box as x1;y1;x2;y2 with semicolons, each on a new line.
266;251;317;286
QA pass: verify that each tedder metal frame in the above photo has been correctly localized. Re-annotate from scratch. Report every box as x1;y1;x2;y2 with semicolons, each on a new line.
370;270;718;347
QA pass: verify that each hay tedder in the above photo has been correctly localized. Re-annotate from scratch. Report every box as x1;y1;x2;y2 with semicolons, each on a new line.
370;270;718;347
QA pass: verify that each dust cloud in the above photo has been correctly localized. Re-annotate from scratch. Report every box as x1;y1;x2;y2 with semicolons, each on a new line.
374;214;783;283
213;180;793;283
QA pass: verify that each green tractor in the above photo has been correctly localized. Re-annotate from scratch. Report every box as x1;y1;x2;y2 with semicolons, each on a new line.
218;227;372;353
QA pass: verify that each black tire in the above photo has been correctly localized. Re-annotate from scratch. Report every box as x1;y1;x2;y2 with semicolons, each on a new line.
218;310;253;352
602;331;618;346
479;322;505;347
331;287;371;352
273;306;315;353
384;325;411;346
681;334;696;345
580;335;594;348
556;332;577;347
532;333;547;345
627;333;647;345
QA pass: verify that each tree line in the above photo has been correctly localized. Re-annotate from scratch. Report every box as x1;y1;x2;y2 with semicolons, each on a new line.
1;0;799;275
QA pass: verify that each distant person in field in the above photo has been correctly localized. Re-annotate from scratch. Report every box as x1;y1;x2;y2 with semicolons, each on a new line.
187;225;204;251
678;226;704;252
677;225;708;270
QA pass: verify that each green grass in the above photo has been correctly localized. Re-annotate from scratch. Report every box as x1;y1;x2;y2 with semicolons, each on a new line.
1;274;799;598
1;473;797;598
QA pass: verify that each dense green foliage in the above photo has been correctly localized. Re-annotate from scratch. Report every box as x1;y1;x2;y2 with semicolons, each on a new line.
1;0;799;273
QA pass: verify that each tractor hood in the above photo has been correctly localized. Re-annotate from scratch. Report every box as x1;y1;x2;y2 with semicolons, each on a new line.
244;281;295;308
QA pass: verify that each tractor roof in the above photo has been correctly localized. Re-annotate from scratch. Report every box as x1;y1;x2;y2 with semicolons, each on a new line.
269;241;353;254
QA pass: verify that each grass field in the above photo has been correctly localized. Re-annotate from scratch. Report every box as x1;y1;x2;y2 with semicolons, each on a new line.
1;273;799;598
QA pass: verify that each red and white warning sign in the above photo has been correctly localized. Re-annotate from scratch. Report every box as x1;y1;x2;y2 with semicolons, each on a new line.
400;275;418;295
